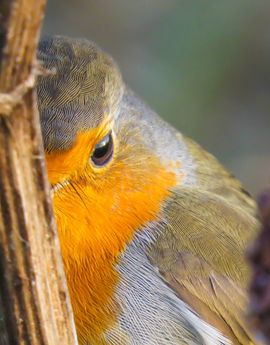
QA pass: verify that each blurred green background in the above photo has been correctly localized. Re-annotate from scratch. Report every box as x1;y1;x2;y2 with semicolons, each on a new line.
43;0;270;196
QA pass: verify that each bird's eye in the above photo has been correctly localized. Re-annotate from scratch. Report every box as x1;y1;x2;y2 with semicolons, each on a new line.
91;132;114;167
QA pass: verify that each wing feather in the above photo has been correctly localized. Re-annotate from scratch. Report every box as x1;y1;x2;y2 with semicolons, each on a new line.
148;137;259;344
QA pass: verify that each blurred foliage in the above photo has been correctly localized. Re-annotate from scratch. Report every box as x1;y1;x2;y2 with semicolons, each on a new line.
43;0;270;195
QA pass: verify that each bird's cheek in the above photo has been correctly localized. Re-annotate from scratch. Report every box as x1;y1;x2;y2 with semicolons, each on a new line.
45;131;99;185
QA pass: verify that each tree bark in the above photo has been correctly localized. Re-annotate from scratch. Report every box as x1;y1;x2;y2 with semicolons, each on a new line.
0;1;78;344
249;191;270;345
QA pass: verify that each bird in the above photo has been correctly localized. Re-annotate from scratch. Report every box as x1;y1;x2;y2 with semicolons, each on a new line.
37;35;259;345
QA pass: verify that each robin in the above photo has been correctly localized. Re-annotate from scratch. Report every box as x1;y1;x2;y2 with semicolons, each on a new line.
37;36;259;345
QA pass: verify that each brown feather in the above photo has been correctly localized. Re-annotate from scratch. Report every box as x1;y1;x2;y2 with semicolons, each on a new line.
148;137;259;344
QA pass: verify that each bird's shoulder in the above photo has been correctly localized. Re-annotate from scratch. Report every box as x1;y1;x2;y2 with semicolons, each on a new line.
146;136;258;344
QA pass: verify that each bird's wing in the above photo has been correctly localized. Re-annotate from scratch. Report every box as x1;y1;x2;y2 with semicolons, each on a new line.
147;137;259;345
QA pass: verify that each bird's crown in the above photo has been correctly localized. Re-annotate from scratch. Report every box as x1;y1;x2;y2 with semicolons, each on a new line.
37;36;123;152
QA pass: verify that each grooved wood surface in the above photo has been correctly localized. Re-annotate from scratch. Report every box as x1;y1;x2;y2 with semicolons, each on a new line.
0;1;78;344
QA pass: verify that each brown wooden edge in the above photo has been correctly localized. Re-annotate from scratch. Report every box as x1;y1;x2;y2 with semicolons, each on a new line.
0;0;78;344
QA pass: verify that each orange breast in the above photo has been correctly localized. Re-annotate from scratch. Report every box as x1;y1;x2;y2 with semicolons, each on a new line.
45;130;177;343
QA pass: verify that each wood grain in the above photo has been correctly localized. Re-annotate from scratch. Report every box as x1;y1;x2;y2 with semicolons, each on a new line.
0;1;78;344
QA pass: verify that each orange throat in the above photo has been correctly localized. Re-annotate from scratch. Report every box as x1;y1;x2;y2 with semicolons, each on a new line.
46;131;177;343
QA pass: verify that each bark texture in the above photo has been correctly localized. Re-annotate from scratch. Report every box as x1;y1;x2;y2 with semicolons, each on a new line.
249;191;270;345
0;1;78;344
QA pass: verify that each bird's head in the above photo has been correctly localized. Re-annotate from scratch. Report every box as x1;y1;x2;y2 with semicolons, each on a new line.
37;35;177;341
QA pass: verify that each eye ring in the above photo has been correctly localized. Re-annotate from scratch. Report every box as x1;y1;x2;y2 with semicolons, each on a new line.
91;131;114;167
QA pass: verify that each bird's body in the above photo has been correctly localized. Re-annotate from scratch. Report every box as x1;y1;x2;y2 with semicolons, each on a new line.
37;36;258;345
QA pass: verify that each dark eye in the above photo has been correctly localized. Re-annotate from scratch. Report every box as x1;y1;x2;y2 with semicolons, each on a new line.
91;132;114;167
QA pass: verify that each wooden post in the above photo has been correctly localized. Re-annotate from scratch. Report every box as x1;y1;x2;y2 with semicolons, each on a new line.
0;1;78;344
